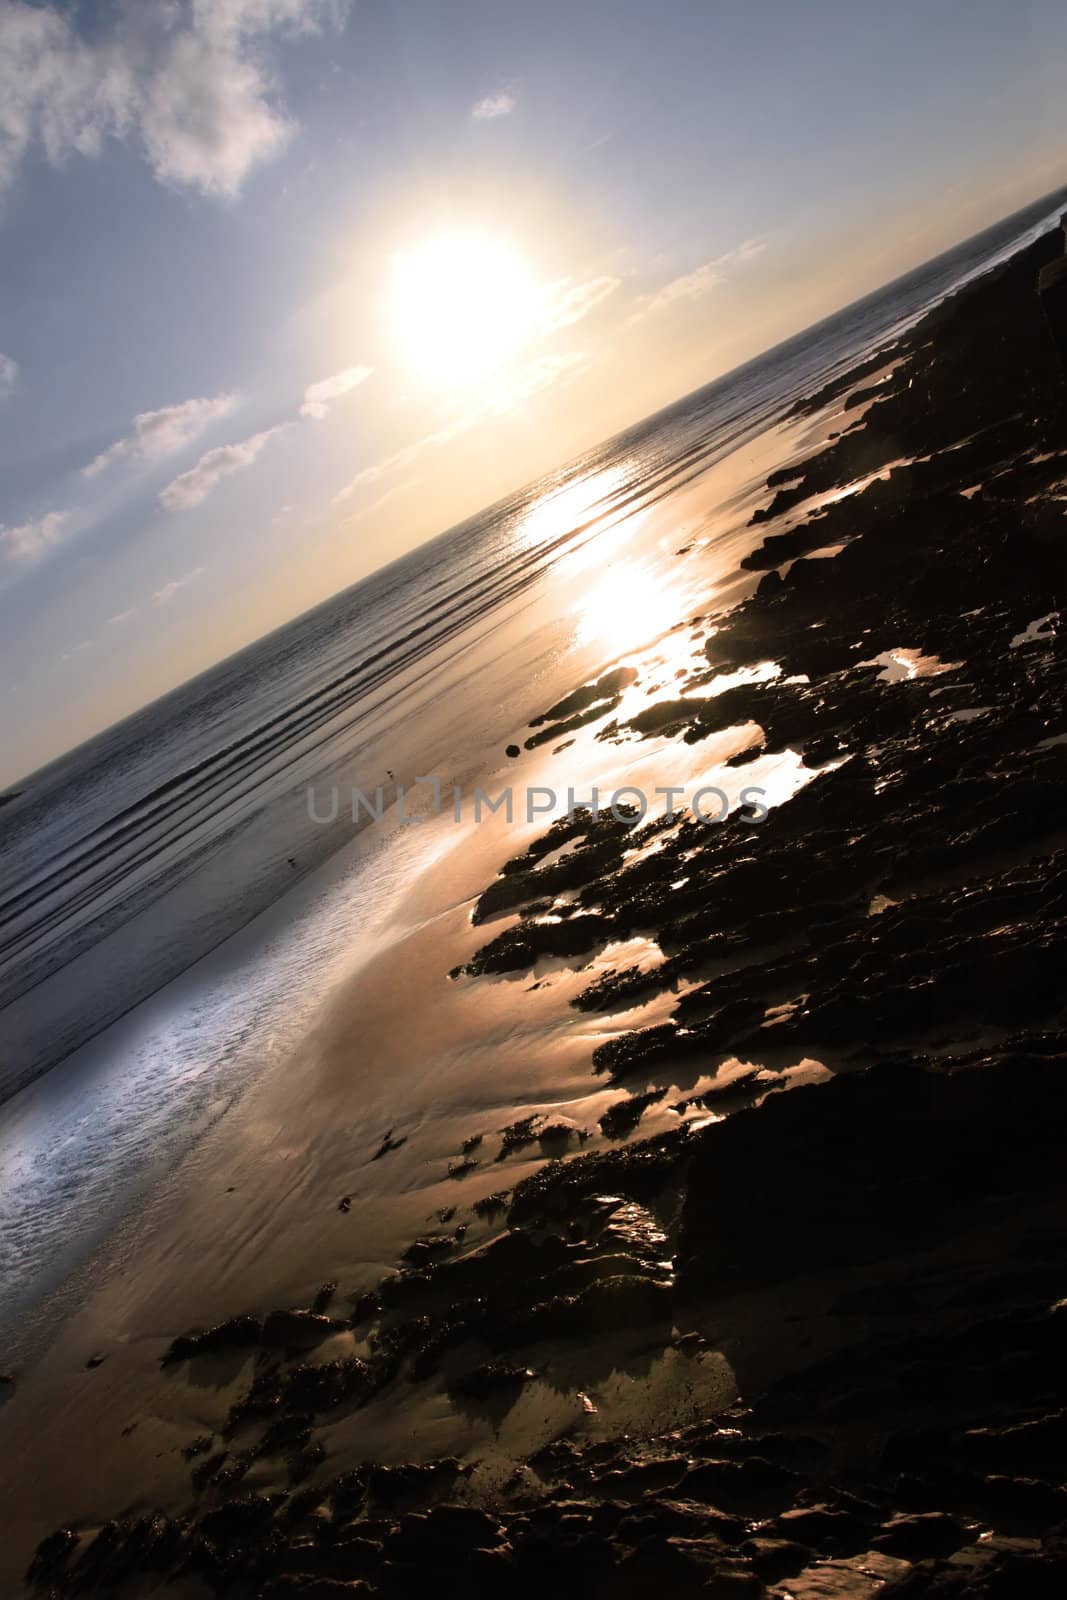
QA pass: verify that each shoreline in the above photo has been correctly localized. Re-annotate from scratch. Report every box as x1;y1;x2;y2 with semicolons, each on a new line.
0;375;826;1596
6;191;1060;1111
0;388;817;1367
7;219;1067;1598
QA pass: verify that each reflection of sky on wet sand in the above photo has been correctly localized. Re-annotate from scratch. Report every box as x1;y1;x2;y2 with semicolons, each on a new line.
518;413;830;700
871;646;959;681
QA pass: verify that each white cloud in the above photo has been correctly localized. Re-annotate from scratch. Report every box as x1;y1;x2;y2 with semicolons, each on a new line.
153;565;205;605
300;364;373;419
0;353;18;396
0;1;349;199
84;392;239;477
633;238;767;319
106;607;136;626
471;91;515;121
0;509;68;561
159;424;285;509
539;275;620;334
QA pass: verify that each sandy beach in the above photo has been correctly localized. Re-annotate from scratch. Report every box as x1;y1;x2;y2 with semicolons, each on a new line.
6;219;1067;1600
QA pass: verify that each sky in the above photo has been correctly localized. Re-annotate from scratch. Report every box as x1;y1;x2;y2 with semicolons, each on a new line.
1;0;1066;786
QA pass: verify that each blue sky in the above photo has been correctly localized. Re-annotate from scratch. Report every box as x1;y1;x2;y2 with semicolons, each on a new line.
1;0;1065;784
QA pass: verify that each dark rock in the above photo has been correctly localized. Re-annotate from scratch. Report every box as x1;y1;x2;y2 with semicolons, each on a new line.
962;1410;1067;1474
614;1498;745;1545
529;666;638;728
678;1059;1067;1293
181;1433;214;1460
327;1468;371;1519
594;1457;689;1498
27;1526;79;1582
401;1235;457;1268
599;1091;662;1139
287;1438;328;1483
277;1359;372;1414
191;1450;230;1490
683;1456;800;1511
368;1459;461;1508
350;1290;382;1324
162;1314;262;1365
73;1520;123;1582
261;1309;338;1349
613;1537;761;1598
199;1493;276;1544
973;1474;1067;1528
373;1130;407;1160
872;1512;969;1560
259;1412;315;1455
738;1535;809;1580
449;1361;535;1401
261;1579;373;1598
766;1504;871;1554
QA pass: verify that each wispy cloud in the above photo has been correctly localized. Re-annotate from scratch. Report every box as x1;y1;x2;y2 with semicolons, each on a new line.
300;364;373;419
490;351;589;410
339;478;422;528
84;392;239;477
0;0;350;198
332;433;451;503
153;565;205;605
332;352;585;505
0;509;69;562
471;91;516;121
159;425;285;511
0;353;17;397
59;636;94;663
643;261;723;312
632;238;767;320
539;275;620;334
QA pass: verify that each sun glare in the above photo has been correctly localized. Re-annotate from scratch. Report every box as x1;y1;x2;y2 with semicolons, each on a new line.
390;231;536;387
575;560;680;652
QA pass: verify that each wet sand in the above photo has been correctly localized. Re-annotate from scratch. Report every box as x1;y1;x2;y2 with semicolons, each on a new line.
8;224;1067;1598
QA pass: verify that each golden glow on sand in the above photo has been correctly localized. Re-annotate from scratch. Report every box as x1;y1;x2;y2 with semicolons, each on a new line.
390;231;536;386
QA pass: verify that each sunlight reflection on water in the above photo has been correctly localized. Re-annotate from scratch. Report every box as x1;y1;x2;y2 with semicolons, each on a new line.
517;467;629;555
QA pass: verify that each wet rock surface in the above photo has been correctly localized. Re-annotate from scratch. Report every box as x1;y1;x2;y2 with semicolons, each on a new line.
30;1044;1067;1596
458;228;1067;1100
27;228;1067;1597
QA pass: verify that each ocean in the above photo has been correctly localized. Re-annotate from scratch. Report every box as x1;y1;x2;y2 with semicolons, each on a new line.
0;189;1063;1343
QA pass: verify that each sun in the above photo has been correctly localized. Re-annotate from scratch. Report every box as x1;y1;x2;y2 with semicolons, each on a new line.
390;231;536;387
